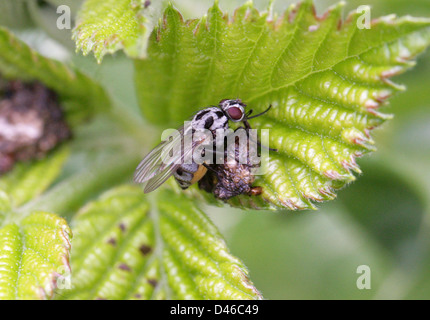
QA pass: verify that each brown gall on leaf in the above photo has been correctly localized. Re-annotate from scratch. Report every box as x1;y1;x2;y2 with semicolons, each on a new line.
0;79;71;174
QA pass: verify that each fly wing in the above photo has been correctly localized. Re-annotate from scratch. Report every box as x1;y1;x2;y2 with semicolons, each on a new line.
142;161;181;193
133;122;212;194
142;127;213;193
133;124;187;185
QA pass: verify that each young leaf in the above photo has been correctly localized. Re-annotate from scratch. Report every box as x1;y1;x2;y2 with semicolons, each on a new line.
0;211;72;300
134;1;430;210
0;27;111;126
59;185;261;300
73;0;167;63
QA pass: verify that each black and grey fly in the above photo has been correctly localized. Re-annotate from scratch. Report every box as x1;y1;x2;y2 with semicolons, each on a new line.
133;99;274;194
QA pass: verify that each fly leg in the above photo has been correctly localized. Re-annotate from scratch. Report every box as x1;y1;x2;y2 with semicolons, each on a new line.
248;186;263;196
202;163;219;176
242;104;278;152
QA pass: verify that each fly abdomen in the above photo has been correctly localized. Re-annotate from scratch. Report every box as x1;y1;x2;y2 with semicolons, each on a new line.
173;163;207;189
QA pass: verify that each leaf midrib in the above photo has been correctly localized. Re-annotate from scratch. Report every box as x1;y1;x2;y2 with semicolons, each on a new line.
147;191;172;300
231;12;268;96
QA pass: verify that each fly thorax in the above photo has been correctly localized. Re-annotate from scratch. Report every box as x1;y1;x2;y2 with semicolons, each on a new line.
192;107;228;133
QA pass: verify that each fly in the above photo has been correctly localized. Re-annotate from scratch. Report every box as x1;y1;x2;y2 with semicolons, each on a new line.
133;99;274;193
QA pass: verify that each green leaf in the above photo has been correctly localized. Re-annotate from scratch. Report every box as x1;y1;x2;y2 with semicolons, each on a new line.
134;1;430;210
0;147;70;208
73;0;167;63
59;185;261;300
0;211;72;300
0;27;111;126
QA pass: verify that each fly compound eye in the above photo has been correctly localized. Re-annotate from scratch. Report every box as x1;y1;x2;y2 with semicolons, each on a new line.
219;99;246;121
227;106;244;121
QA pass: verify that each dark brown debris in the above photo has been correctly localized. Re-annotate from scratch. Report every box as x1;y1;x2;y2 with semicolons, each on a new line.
198;132;262;200
118;223;126;233
107;237;117;246
147;278;158;288
139;244;152;256
118;263;132;272
0;79;71;174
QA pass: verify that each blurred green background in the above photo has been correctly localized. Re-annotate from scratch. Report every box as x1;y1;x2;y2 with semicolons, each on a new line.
2;0;430;299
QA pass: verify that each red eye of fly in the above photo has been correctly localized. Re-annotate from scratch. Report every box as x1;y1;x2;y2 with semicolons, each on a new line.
227;107;243;120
